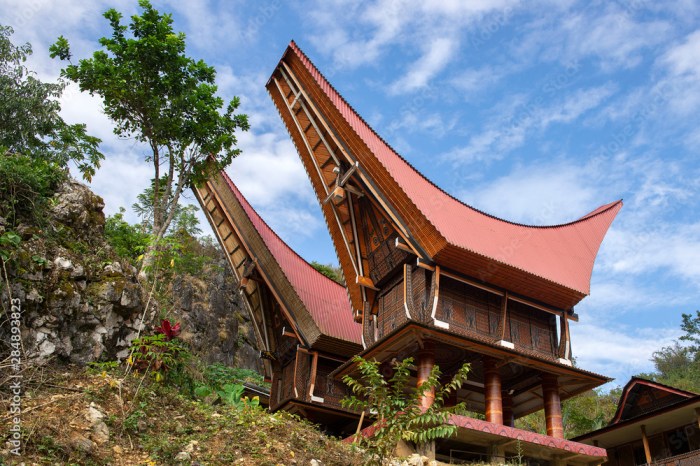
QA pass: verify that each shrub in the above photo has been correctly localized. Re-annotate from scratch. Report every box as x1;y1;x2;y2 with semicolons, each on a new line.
104;207;150;262
342;356;470;464
0;151;67;224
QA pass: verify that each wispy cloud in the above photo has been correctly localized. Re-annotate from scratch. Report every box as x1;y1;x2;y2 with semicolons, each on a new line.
444;84;615;165
389;37;457;94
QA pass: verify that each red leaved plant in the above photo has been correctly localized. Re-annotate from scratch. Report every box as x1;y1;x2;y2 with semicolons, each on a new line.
154;319;181;341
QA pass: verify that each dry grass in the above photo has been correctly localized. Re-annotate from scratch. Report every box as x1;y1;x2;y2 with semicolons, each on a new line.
0;363;365;465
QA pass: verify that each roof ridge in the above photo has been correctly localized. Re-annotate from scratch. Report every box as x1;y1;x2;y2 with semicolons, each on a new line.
287;40;621;230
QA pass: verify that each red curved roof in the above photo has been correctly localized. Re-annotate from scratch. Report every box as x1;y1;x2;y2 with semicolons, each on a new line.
287;41;622;298
221;170;361;345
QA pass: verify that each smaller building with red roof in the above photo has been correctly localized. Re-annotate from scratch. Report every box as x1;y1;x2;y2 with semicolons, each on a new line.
575;378;700;465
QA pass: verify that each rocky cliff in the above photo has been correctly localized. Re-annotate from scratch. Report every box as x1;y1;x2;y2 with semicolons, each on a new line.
0;179;261;373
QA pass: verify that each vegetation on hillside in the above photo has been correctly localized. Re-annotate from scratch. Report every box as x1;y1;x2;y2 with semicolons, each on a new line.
0;363;363;465
638;310;700;392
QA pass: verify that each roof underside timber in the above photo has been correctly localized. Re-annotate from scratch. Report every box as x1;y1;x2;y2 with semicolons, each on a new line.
216;170;362;348
609;377;698;425
272;41;622;309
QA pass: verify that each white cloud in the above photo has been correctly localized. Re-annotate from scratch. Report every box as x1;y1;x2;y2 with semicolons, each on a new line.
601;223;700;282
230;131;315;207
573;323;681;383
82;152;154;223
159;0;245;51
457;163;599;224
661;29;700;78
304;0;521;75
389;37;457;94
656;29;700;117
449;65;510;97
513;4;672;71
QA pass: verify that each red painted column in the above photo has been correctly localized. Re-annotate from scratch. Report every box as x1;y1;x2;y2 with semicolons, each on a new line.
484;357;503;425
417;344;435;410
502;391;515;427
542;373;564;439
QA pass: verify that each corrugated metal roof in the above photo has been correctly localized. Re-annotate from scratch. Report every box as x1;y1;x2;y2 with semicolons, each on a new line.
221;171;361;345
286;41;622;298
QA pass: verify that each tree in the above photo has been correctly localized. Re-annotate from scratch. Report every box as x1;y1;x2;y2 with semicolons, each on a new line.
342;356;470;464
680;311;700;354
0;25;102;181
50;1;249;277
310;261;344;284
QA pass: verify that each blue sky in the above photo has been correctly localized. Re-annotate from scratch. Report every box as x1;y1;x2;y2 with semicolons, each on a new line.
3;0;699;387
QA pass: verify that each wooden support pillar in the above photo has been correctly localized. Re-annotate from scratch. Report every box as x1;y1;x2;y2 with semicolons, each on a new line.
641;425;652;464
484;357;503;425
502;391;514;427
417;343;435;411
542;373;564;439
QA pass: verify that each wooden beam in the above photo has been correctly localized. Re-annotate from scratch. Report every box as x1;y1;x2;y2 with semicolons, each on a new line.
293;347;300;399
416;257;435;271
278;61;429;262
499;292;509;342
395;236;414;254
194;185;270;356
641;425;652;464
204;179;305;346
356;275;379;291
308;351;319;400
430;266;448;329
339;161;359;186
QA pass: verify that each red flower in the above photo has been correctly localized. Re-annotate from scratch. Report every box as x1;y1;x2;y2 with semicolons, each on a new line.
155;319;181;341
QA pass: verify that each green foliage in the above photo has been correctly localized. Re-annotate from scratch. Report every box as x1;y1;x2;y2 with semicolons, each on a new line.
104;207;150;261
0;230;21;261
0;25;102;181
0;152;67;225
635;311;700;393
342;356;470;464
680;310;700;353
194;364;266;409
310;261;344;284
51;1;249;261
516;388;619;439
123;402;147;433
203;363;268;389
86;360;120;374
129;333;191;385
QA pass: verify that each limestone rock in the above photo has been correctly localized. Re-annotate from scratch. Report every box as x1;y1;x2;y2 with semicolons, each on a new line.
86;403;109;445
0;177;259;373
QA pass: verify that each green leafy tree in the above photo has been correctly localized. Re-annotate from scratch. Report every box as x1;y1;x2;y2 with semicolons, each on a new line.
50;1;249;277
680;311;700;354
630;311;700;393
0;25;102;181
342;356;470;464
310;260;344;284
